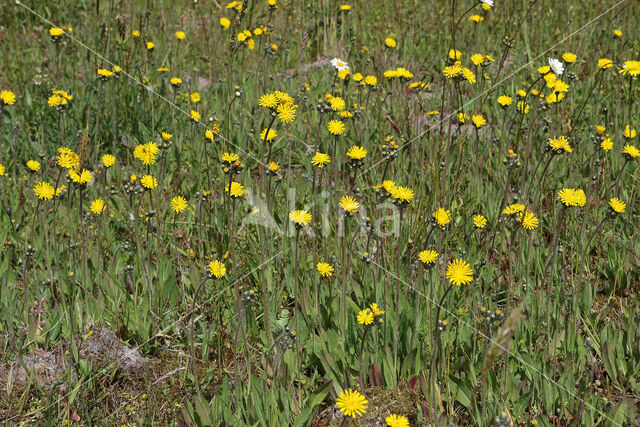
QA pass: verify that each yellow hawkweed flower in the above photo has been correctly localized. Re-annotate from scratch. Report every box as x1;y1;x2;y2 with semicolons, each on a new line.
289;210;312;227
446;259;473;286
208;260;226;278
33;181;55;200
171;196;188;213
90;199;105;214
316;262;334;277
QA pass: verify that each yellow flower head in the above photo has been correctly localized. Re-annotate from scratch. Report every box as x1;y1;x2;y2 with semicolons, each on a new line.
140;174;158;190
433;208;452;227
609;197;626;214
346;145;367;160
220;17;231;29
69;168;93;184
619;60;640;77
327;120;346;136
497;95;513;107
260;128;277;142
311;152;331;167
340;195;359;214
33;181;55;200
623;124;637;139
90;199;105;215
622;144;640;159
519;210;539;230
418;249;438;266
225;182;245;198
557;188;586;207
473;214;487;229
548;136;572;153
389;186;415;204
502;203;525;215
0;90;16;106
175;31;186;40
357;309;374;325
208;260;227;278
446;259;473;286
289;210;312;227
317;262;334;277
386;414;410;427
171;196;188;213
102;154;115;168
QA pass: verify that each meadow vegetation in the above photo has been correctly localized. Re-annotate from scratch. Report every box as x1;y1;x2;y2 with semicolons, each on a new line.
1;0;640;425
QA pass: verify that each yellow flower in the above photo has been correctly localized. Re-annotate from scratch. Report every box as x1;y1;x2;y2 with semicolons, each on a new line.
190;110;201;121
595;125;606;135
69;169;93;184
339;195;359;214
161;132;173;141
133;142;159;165
317;262;334;277
364;75;377;86
146;41;155;50
384;37;396;48
225;182;245;198
548;136;572;153
497;95;513;107
0;90;16;106
562;52;577;63
469;14;484;22
268;161;280;172
289;210;312;227
340;4;351;11
622;144;640;159
170;77;182;87
171;196;188;213
102;154;115;168
520;210;539;230
311;152;331;167
446;259;473;286
336;389;367;418
221;152;239;163
386;414;410;427
472;114;486;128
613;29;622;37
49;27;64;37
220;17;231;29
389;186;414;204
473;214;487;229
175;31;186;40
600;137;613;151
619;60;640;77
0;164;5;176
132;30;141;37
433;208;452;227
357;309;374;325
346;145;367;160
277;102;297;124
597;58;613;69
449;49;462;60
557;188;586;207
609;197;626;214
369;303;385;317
33;181;55;200
259;93;279;109
90;199;105;214
260;128;277;142
623;124;637;139
140;175;158;190
502;203;525;215
97;69;114;79
418;249;438;266
208;260;226;278
327;120;346;136
516;101;530;114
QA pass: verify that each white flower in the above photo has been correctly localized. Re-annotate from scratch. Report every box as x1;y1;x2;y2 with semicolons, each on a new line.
481;0;494;5
548;57;564;76
330;57;350;71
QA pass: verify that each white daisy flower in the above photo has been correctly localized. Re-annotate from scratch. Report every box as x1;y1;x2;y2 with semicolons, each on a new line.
548;57;564;76
481;0;494;5
330;57;350;71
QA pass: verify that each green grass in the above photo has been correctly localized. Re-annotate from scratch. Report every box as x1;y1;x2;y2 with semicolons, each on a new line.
1;0;640;425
